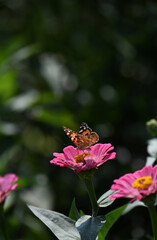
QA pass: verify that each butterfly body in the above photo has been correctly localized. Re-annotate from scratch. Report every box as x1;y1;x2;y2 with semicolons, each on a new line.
63;122;99;150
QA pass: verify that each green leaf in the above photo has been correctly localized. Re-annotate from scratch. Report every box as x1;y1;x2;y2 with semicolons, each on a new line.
97;189;116;208
146;157;157;167
79;210;85;216
97;204;127;239
123;200;146;214
28;205;80;240
76;215;106;240
154;193;157;206
69;198;81;221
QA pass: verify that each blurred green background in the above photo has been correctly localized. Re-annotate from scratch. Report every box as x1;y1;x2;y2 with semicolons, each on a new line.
0;0;157;239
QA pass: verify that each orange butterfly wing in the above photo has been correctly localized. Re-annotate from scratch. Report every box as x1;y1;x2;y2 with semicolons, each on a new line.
63;123;99;150
63;126;79;146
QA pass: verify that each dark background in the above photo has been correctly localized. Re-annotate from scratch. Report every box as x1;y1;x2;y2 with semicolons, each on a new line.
0;0;157;239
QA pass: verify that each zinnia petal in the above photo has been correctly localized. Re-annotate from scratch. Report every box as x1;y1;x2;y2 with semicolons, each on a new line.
51;143;116;173
0;173;18;204
110;165;157;203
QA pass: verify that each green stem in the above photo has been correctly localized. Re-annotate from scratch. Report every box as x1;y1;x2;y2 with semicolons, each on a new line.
148;205;157;240
0;203;9;240
84;180;99;217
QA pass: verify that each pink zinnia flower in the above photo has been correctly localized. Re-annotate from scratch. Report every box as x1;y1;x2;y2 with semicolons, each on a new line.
50;143;116;173
110;165;157;203
0;174;18;204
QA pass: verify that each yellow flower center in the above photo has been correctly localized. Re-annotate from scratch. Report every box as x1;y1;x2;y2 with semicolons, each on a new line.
132;176;153;190
74;153;91;164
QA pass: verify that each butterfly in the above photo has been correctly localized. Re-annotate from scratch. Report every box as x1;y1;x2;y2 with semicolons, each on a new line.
63;122;99;150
